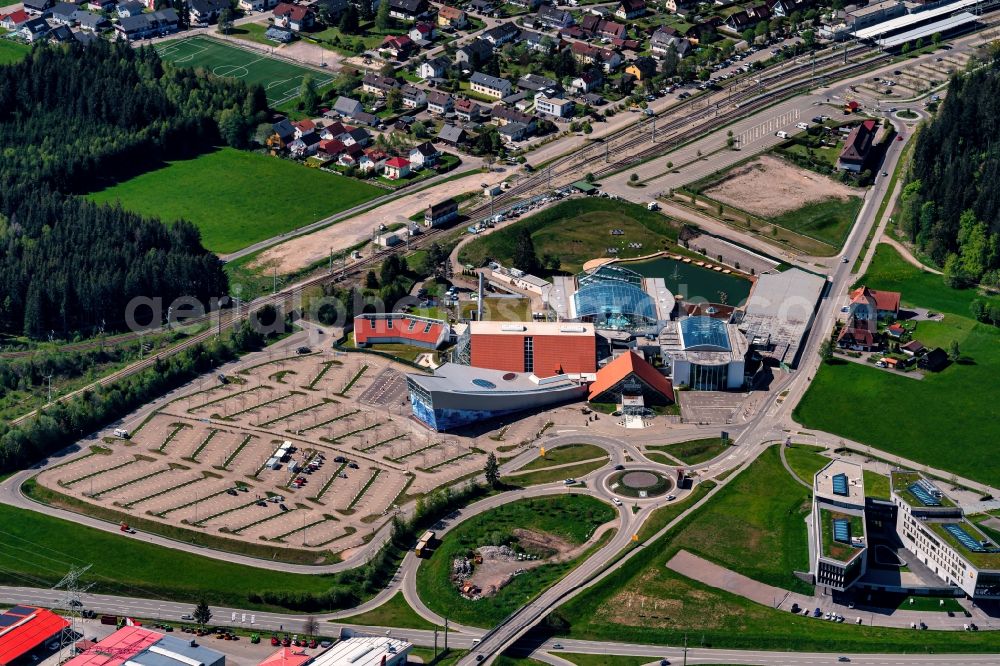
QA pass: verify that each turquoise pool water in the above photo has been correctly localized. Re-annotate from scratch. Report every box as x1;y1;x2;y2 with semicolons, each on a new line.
624;256;753;306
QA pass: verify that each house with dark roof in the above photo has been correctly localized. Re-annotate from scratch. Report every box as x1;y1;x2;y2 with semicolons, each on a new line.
424;91;451;115
519;29;553;53
482;21;519;46
362;73;399;96
492;105;536;131
498;121;529;144
289;132;322;157
918;347;948;371
400;84;427;109
425;198;459;227
409;141;440;168
22;0;53;15
272;2;314;31
517;73;561;94
651;26;691;57
437;124;468;146
388;0;429;22
265;24;294;42
470;72;512;99
468;0;494;14
49;3;80;26
900;340;925;356
48;24;74;42
615;0;645;20
570;70;603;94
571;42;622;71
268;118;296;150
189;0;229;26
76;10;109;30
420;56;451;79
19;15;50;40
625;55;657;80
116;1;144;17
333;96;363;118
537;5;573;28
455;39;493;66
838;119;878;172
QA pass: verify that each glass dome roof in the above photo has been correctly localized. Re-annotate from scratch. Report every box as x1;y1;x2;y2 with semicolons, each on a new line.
680;316;731;351
573;265;657;329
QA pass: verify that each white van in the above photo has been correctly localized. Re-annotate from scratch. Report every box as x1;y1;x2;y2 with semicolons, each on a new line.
796;122;809;130
775;131;790;139
113;428;130;439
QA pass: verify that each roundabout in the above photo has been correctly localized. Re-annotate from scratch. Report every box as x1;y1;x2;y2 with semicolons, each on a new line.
607;468;674;499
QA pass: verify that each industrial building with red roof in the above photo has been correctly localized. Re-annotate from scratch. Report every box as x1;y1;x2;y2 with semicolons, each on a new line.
468;321;597;377
0;606;70;666
354;313;450;350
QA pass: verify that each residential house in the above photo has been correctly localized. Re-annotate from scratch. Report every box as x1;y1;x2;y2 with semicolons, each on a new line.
383;157;411;180
454;98;484;122
115;1;144;17
726;3;770;32
615;0;645;20
388;0;429;22
337;143;365;166
838;119;877;172
437;124;468;146
625;55;657;81
76;11;110;31
265;25;294;42
267;118;296;150
665;0;696;14
535;93;574;118
596;19;626;40
426;91;454;115
49;3;79;26
74;29;99;45
918;347;948;371
20;15;50;40
570;70;602;94
289;133;322;158
470;72;512;99
519;29;554;53
240;0;280;12
455;39;493;66
849;286;900;321
362;73;399;96
687;16;722;42
419;56;451;79
352;112;379;128
482;21;519;46
437;5;467;28
885;323;906;340
86;0;115;11
537;5;573;29
272;3;315;31
292;119;316;139
359;148;389;173
319;121;349;140
425;198;458;227
409;22;435;44
517;73;561;94
22;0;52;15
344;127;372;147
400;84;427;109
319;139;347;159
409;141;440;168
381;34;415;59
508;0;539;8
651;27;691;57
333;96;364;118
189;0;229;25
901;340;925;356
491;105;535;131
467;0;494;14
48;24;74;42
0;9;29;29
571;42;622;71
498;121;530;144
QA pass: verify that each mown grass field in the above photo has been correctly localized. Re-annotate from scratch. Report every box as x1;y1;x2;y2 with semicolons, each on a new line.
0;502;341;608
332;592;436;630
415;495;615;626
769;196;863;249
458;199;680;274
518;444;607;471
0;37;29;66
783;444;828;485
557;447;1000;653
502;460;607;487
88;148;382;254
647;438;730;465
795;245;1000;487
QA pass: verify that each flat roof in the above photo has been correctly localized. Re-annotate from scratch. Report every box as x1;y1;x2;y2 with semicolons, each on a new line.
819;507;866;563
468;321;595;337
65;627;162;666
852;0;978;38
926;520;1000;569
309;637;410;666
814;459;865;504
849;0;902;19
891;471;957;508
740;268;826;365
407;362;580;395
876;12;977;47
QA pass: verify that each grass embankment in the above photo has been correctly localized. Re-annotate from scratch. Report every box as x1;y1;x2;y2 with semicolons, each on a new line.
415;495;615;627
458;199;680;274
87;148;382;254
647;438;730;465
333;592;436;630
557;447;1000;653
795;245;1000;487
502;460;607;487
0;500;341;609
768;197;863;250
518;444;608;471
783;444;828;485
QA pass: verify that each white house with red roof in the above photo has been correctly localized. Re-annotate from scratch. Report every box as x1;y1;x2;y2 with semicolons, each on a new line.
383;156;411;180
272;2;314;31
0;9;30;28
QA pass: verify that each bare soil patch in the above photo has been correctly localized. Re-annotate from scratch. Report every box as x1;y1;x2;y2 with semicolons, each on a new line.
704;155;860;218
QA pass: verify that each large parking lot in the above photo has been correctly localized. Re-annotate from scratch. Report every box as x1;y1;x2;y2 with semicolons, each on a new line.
37;350;501;556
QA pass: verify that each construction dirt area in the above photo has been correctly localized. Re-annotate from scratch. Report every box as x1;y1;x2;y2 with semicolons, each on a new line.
35;350;510;560
458;528;580;598
248;169;505;274
703;155;861;218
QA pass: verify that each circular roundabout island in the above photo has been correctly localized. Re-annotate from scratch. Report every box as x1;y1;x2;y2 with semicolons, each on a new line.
607;469;674;499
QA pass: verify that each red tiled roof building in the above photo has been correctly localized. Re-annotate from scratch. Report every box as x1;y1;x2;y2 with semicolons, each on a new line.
354;313;449;349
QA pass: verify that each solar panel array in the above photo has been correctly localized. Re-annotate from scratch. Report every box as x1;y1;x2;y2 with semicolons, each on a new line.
832;473;849;496
908;482;941;506
833;518;851;543
943;524;989;553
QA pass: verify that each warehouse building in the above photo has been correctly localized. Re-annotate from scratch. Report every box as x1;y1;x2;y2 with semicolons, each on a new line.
463;321;597;377
737;268;826;368
66;627;225;666
309;637;409;666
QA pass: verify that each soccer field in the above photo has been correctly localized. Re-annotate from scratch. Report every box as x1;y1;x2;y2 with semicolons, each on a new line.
155;36;332;106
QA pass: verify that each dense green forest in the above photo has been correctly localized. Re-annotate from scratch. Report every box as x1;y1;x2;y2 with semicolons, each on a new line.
899;55;1000;289
0;42;268;339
